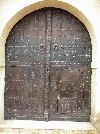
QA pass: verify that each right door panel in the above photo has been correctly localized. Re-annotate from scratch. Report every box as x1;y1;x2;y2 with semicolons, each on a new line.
49;8;91;121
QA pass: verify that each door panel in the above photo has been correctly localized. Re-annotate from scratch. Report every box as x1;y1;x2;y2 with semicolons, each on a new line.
5;8;91;121
5;9;47;120
49;8;91;121
5;63;45;120
49;63;91;121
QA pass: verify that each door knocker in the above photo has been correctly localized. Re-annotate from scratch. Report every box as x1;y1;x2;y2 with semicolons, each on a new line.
39;44;45;50
53;44;58;51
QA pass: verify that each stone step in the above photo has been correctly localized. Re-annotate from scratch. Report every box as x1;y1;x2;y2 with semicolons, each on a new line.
0;129;96;134
0;121;96;134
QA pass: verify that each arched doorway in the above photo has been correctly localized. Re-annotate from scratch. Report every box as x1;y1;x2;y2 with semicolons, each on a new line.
5;7;92;122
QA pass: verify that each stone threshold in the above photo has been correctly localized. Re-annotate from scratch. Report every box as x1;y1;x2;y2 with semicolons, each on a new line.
0;130;96;134
0;121;95;130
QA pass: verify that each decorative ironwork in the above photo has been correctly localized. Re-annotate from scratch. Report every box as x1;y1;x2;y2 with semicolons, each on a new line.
5;8;92;121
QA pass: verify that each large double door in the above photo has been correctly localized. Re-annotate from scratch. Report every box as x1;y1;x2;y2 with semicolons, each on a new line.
5;8;92;121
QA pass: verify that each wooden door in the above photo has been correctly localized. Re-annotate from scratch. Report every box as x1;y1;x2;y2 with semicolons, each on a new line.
5;8;92;121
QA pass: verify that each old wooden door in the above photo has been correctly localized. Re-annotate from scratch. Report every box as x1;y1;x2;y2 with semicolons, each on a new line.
5;8;92;121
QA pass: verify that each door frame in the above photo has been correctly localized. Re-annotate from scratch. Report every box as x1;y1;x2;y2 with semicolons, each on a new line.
0;0;99;132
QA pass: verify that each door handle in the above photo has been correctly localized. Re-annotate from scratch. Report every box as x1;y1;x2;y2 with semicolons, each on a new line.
39;44;45;50
53;44;58;51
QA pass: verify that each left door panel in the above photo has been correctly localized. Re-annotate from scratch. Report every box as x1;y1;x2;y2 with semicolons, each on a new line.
5;8;47;120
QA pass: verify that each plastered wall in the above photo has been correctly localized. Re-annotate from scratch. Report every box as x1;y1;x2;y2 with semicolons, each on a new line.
0;0;100;133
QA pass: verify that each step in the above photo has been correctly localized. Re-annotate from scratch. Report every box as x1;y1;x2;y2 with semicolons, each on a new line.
0;129;96;134
0;121;95;134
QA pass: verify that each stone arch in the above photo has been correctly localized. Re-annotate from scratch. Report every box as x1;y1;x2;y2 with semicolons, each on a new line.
0;0;96;66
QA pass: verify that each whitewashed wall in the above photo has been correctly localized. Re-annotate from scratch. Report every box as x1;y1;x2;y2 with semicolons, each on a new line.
0;0;100;133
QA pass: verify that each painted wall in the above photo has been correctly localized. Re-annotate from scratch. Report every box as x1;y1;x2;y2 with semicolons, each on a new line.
0;0;100;133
